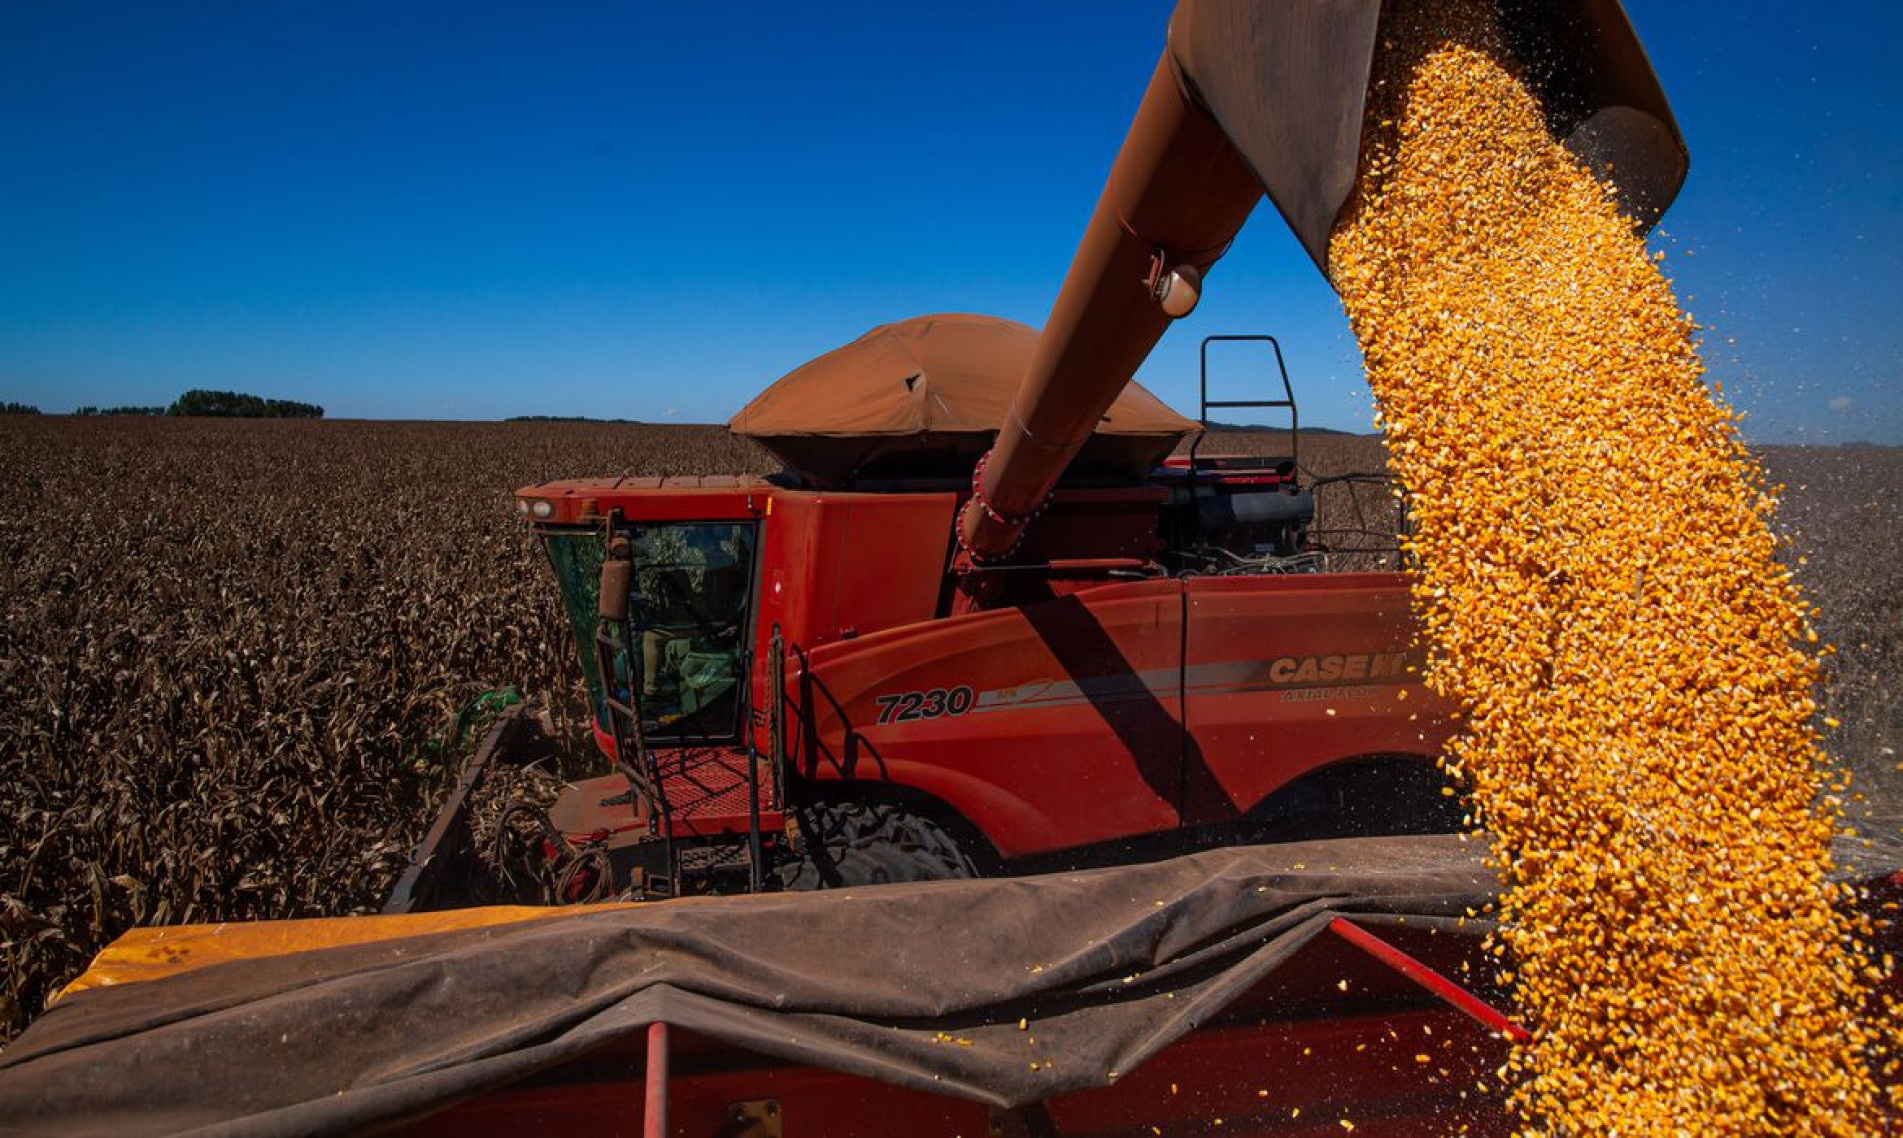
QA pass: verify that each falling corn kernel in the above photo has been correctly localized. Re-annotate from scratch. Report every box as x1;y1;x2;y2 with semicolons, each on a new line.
1329;0;1896;1131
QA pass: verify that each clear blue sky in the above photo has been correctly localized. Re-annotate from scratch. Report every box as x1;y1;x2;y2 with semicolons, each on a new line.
2;2;1898;442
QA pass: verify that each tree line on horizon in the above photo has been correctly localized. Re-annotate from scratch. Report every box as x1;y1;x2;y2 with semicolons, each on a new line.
48;390;325;418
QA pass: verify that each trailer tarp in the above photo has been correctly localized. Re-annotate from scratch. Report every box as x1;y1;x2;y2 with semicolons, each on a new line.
0;836;1513;1136
8;832;1898;1137
0;837;1491;1138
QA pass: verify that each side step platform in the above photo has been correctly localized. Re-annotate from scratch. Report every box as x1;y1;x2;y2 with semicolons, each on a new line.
547;747;784;899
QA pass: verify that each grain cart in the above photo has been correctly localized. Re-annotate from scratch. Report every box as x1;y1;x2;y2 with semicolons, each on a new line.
387;0;1691;909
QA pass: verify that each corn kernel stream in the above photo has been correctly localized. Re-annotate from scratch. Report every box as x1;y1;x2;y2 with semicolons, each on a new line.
1328;4;1896;1131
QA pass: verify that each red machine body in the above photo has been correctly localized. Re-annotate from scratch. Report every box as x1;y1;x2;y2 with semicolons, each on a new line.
517;458;1453;881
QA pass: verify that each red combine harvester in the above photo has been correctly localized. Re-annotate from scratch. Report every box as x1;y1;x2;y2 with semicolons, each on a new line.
6;3;1896;1135
399;316;1468;905
390;0;1694;909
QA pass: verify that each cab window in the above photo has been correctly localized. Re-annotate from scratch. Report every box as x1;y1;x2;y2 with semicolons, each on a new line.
626;521;755;738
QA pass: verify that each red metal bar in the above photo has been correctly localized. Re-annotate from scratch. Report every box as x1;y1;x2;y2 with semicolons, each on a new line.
643;1021;669;1138
1327;917;1532;1044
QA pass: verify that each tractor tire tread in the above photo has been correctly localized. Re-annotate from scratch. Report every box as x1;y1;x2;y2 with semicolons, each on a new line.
776;801;976;891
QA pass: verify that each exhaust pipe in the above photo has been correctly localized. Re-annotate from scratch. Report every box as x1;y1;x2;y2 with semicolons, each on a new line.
958;0;1688;561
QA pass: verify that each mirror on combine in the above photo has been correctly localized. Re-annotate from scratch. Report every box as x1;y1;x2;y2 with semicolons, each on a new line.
597;536;632;623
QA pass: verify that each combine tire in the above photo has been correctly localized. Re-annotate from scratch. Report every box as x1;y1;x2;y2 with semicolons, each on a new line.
777;801;977;890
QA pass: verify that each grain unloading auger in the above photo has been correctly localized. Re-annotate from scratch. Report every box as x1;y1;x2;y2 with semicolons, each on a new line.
9;4;1891;1136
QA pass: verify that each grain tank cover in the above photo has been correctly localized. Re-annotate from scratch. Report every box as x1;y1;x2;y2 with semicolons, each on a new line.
730;313;1198;485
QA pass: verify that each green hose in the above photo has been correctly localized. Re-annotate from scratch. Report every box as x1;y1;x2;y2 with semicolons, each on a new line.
408;687;524;775
451;687;524;749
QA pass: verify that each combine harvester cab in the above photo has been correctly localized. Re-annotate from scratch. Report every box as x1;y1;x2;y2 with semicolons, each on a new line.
7;1;1898;1135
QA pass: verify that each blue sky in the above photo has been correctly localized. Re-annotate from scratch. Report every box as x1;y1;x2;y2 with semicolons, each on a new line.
2;2;1898;441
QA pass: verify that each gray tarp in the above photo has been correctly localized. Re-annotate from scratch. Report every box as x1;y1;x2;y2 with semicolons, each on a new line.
4;832;1897;1136
0;837;1502;1136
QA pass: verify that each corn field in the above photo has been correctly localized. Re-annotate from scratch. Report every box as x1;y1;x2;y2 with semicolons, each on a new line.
0;417;766;1042
0;415;1895;1047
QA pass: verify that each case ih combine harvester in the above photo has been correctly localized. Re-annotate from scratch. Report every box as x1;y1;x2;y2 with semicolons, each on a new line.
420;315;1462;906
4;2;1896;1134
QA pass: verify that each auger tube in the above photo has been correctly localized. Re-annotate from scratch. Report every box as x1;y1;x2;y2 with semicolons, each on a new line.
958;0;1688;561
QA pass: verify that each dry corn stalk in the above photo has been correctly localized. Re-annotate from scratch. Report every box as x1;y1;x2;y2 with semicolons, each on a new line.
0;417;772;1044
1330;1;1897;1131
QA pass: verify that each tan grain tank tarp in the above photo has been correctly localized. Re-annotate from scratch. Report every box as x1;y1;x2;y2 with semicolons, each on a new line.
729;313;1199;484
54;904;634;999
